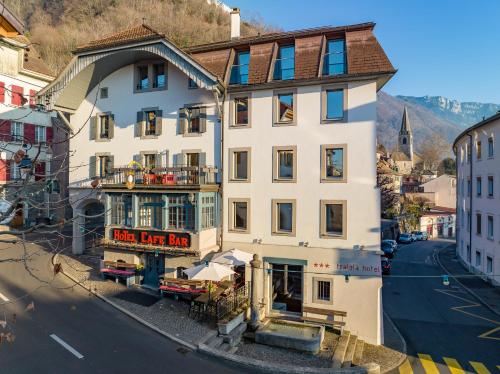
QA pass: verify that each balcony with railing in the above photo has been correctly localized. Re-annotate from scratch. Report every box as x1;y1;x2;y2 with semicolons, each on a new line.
100;165;219;190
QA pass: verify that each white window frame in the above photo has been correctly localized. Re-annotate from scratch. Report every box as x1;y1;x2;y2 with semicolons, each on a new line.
35;125;46;144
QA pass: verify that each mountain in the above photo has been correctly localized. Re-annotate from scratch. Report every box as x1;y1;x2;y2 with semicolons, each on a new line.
396;95;500;128
377;92;500;154
3;0;274;73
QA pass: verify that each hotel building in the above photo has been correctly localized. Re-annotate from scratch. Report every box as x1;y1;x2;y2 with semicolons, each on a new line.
40;10;395;344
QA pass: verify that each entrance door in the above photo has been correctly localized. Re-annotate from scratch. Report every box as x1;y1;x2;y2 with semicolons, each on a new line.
144;253;165;287
270;263;303;313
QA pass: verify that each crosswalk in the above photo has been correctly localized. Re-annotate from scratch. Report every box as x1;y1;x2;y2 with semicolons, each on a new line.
399;354;498;374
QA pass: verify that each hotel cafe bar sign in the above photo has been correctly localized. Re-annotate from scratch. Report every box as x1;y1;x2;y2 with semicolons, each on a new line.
111;228;191;248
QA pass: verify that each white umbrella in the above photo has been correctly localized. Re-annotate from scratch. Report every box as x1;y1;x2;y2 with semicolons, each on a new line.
183;262;235;281
212;249;253;267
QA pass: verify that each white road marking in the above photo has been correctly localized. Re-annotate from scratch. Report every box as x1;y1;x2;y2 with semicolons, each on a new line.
50;334;84;359
0;292;9;302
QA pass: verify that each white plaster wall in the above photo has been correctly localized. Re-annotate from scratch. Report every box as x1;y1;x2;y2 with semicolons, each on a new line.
456;118;500;285
68;62;220;184
234;241;383;344
422;174;456;209
223;81;380;251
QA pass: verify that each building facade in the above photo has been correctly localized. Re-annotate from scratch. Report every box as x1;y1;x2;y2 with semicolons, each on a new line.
455;113;500;286
0;5;67;226
40;15;396;344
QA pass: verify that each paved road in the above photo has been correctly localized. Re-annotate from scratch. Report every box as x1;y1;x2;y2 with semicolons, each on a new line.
383;239;499;374
0;238;252;374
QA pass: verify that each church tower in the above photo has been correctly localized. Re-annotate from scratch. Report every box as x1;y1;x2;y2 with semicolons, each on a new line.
397;106;413;161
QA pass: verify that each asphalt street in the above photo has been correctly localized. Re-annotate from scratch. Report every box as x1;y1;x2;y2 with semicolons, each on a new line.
383;239;499;374
0;238;254;374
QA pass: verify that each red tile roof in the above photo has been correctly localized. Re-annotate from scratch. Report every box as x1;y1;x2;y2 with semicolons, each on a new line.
75;24;164;53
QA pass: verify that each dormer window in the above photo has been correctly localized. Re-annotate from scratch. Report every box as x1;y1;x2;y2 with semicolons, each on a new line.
135;62;168;92
137;65;149;90
273;45;295;80
323;39;346;76
230;51;249;85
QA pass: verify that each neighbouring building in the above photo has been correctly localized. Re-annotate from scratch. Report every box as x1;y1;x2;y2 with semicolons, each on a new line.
40;11;396;344
420;174;456;209
419;206;456;239
0;4;68;226
454;113;500;286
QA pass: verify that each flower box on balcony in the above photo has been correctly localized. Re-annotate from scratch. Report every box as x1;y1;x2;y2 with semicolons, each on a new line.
162;174;177;185
143;173;156;185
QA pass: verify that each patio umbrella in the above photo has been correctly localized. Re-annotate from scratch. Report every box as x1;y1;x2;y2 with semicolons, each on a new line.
183;262;235;281
212;249;253;267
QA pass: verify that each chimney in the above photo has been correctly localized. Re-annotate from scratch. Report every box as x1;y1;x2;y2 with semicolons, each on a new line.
230;8;240;39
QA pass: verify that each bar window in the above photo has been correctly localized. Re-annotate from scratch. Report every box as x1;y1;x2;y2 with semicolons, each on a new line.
229;51;249;85
323;39;346;76
229;148;250;182
272;199;296;236
321;200;346;239
139;195;163;229
35;125;46;144
273;146;296;182
201;195;215;229
273;45;295;80
11;121;23;141
234;97;249;126
487;136;494;157
313;278;333;304
321;144;347;182
229;199;250;233
168;195;194;230
110;194;133;227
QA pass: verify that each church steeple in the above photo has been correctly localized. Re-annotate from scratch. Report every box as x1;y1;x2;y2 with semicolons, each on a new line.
397;106;413;160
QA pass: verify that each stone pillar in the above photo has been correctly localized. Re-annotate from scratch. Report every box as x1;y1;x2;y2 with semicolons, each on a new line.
72;208;85;255
283;264;288;295
249;253;262;330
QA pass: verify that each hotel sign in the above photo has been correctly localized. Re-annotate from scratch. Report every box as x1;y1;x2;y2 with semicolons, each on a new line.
111;228;191;248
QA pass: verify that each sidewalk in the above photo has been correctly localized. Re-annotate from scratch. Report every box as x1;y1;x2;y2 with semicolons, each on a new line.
437;245;500;316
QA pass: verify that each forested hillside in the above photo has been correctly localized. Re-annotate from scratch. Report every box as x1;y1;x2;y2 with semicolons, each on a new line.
2;0;273;73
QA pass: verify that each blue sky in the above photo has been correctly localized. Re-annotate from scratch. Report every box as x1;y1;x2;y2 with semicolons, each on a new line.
230;0;500;103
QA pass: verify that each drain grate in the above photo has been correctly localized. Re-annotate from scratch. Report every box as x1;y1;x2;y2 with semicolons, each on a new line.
176;347;191;355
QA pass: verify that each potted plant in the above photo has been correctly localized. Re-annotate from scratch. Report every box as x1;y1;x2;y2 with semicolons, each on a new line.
135;264;145;284
217;309;245;335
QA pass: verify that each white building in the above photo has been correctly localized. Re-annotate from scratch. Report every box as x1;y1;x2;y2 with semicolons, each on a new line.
0;5;67;225
455;113;500;286
40;13;396;344
420;174;456;209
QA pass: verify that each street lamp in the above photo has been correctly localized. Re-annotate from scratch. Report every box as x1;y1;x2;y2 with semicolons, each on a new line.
19;154;33;179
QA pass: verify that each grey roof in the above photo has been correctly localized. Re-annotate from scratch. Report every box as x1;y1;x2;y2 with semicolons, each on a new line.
400;106;412;135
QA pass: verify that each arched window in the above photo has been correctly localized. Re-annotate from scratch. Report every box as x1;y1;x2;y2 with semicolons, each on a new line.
402;137;407;145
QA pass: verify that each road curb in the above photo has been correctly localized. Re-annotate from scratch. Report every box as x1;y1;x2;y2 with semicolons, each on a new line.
381;311;407;374
434;245;500;318
198;343;381;374
52;253;197;351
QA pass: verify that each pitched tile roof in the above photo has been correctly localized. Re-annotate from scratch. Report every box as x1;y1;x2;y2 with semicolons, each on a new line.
75;24;164;53
187;22;395;86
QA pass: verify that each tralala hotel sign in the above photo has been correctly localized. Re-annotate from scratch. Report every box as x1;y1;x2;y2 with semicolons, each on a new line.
112;228;191;248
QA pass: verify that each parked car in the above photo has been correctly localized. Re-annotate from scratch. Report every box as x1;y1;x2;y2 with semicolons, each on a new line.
381;258;391;275
382;239;398;252
381;241;394;258
411;231;428;241
398;233;413;244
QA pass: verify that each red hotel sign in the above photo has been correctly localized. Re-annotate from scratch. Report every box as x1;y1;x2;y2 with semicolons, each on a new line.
112;228;191;248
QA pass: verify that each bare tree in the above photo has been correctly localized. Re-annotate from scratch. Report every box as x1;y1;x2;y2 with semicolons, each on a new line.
419;133;449;171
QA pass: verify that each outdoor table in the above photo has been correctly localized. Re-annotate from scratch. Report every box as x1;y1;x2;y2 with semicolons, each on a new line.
101;268;135;287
